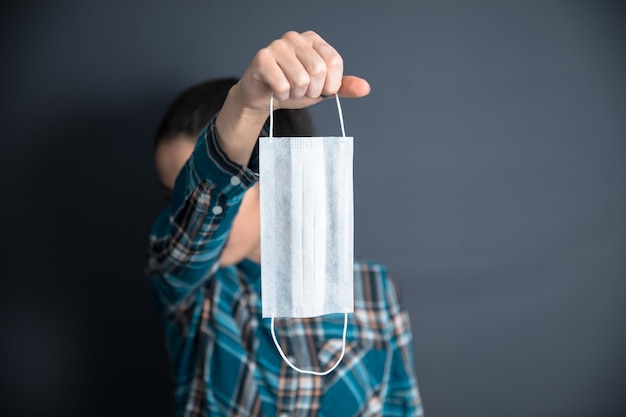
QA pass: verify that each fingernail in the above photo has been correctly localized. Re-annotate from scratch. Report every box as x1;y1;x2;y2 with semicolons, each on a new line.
320;94;332;99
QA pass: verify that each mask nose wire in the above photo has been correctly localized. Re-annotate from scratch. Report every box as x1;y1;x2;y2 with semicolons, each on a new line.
269;93;346;138
270;312;349;376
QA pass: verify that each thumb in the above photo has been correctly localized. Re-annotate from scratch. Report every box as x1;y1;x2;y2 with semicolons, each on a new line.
337;75;371;98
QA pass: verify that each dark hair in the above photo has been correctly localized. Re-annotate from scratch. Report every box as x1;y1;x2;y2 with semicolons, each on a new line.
155;77;314;147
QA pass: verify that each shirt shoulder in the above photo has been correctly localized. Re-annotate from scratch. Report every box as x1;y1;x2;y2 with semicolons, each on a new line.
354;259;406;314
353;259;391;302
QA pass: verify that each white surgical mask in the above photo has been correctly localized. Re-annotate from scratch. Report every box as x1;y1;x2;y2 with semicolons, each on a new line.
259;94;354;375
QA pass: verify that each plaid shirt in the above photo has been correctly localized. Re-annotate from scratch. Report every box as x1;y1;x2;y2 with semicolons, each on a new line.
146;117;424;417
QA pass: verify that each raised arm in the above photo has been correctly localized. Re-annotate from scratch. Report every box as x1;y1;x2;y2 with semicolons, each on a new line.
146;30;370;310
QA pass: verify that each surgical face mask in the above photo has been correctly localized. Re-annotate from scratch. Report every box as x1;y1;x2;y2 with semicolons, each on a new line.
259;94;354;375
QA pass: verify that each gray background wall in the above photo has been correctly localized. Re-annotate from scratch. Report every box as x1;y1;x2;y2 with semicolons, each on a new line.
1;1;624;416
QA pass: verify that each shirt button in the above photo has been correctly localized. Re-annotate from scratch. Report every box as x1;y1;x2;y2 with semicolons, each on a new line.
279;413;290;417
212;205;223;215
368;395;382;413
230;176;241;186
287;355;296;363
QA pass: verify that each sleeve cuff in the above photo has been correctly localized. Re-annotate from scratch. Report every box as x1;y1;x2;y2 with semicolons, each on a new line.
191;115;259;200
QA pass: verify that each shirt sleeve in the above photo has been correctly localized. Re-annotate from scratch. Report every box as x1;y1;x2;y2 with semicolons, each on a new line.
146;115;258;311
383;277;425;416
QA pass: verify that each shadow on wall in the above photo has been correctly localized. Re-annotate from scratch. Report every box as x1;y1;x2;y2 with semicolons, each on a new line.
0;94;175;417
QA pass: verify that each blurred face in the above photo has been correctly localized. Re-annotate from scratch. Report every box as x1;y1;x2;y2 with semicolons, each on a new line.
154;135;260;266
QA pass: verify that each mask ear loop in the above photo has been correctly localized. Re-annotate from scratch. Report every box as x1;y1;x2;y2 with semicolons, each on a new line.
267;92;349;375
269;93;274;138
268;93;346;138
271;312;348;376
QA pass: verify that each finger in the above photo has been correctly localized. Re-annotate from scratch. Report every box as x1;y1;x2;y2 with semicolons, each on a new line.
252;48;292;102
337;75;371;98
311;40;343;96
296;48;327;99
271;41;311;100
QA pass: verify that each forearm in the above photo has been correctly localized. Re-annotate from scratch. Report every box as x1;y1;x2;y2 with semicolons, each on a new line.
215;83;268;166
146;118;257;307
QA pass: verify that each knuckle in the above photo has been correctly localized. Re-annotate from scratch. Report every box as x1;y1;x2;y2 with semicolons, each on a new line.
282;31;300;41
269;39;287;51
274;81;290;97
293;72;311;88
282;31;311;48
255;47;272;62
327;54;343;69
309;61;327;77
302;30;321;40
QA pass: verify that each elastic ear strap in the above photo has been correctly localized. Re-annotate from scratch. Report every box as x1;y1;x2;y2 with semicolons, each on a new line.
268;93;346;138
334;94;346;138
270;312;348;376
269;93;274;138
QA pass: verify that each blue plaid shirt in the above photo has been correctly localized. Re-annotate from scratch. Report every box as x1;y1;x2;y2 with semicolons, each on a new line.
146;117;424;416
